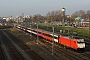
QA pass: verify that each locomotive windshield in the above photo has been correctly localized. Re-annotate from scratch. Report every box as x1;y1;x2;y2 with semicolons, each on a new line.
77;39;85;43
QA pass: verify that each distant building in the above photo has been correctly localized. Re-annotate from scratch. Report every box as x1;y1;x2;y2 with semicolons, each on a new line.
83;19;89;27
75;17;89;27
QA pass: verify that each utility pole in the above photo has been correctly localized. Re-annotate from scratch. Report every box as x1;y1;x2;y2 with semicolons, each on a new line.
89;15;90;40
22;13;24;26
11;15;13;26
36;23;39;44
30;25;32;39
52;27;54;55
36;16;39;44
68;20;70;37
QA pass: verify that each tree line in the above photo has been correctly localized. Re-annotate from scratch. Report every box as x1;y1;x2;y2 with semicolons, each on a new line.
32;10;90;23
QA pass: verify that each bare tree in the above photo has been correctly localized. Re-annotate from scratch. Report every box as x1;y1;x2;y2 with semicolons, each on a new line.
79;10;85;19
86;10;90;16
46;12;52;20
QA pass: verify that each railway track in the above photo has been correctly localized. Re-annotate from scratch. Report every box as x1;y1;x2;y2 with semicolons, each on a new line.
7;43;24;60
0;31;25;60
0;30;43;60
37;37;90;60
4;30;43;60
82;53;90;59
0;44;5;60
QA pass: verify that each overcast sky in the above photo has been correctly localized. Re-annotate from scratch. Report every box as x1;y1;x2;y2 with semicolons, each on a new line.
0;0;90;17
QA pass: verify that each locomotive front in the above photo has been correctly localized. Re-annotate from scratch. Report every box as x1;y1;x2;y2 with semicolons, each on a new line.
76;39;85;50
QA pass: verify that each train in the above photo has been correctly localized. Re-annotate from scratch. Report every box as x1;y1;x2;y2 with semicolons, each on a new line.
15;25;85;51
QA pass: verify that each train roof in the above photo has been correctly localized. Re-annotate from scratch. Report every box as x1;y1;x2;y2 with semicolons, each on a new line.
50;33;58;37
37;30;42;32
42;32;48;34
